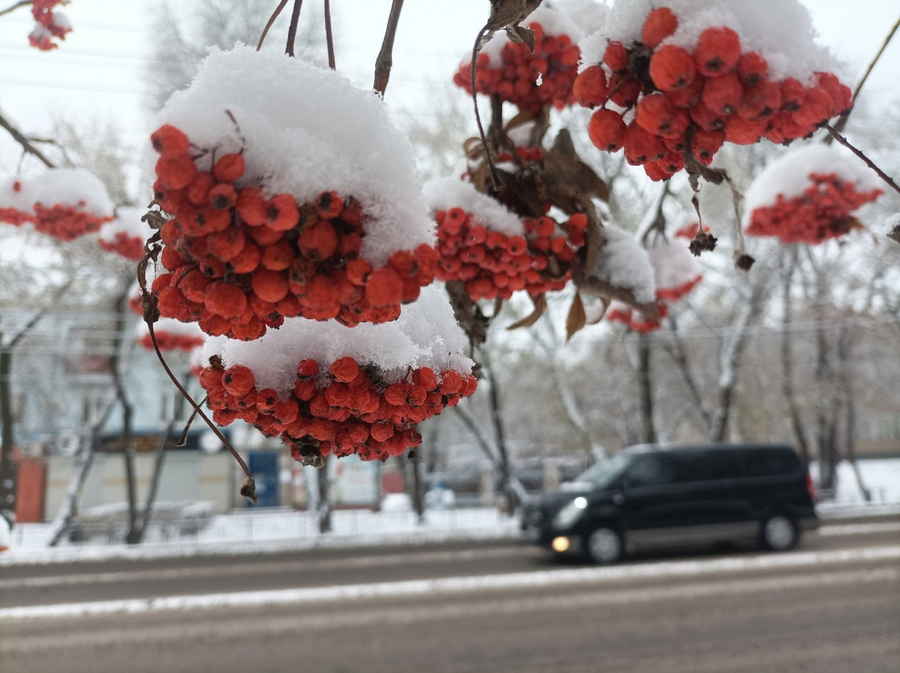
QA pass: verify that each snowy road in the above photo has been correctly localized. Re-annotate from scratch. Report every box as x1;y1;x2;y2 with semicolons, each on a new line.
1;521;898;673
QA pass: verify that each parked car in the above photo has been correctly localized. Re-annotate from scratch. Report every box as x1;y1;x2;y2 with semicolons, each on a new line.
520;443;818;564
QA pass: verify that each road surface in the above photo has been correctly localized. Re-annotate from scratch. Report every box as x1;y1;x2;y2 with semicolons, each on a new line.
1;520;898;673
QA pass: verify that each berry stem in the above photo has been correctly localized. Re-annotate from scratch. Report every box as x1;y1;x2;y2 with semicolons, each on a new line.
373;0;404;96
256;0;289;51
323;0;336;70
176;394;208;447
0;1;30;18
829;17;899;139
285;0;304;57
0;111;55;168
824;123;900;195
470;25;501;189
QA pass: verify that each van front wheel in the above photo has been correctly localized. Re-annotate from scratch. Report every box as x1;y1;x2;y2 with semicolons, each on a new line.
584;527;624;564
761;515;799;551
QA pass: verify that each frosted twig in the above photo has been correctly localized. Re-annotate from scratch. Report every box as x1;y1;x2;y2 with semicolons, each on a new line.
824;124;900;195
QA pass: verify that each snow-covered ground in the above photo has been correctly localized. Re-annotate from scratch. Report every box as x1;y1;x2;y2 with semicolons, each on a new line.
4;458;898;564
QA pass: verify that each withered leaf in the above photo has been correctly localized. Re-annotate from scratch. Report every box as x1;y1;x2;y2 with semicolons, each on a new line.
240;476;258;503
505;24;535;51
507;293;547;330
889;225;900;245
542;129;610;210
565;292;587;342
486;0;543;31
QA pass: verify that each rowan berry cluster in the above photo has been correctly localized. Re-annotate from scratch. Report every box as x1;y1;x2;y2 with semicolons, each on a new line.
149;123;438;341
29;0;71;51
575;7;852;180
99;232;144;261
31;202;112;241
746;173;882;245
0;181;33;227
454;22;580;113
198;357;478;463
433;208;588;301
607;300;669;333
139;330;204;353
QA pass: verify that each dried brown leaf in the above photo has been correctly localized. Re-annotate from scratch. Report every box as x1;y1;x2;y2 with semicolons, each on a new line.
506;293;547;330
565;292;587;341
486;0;543;31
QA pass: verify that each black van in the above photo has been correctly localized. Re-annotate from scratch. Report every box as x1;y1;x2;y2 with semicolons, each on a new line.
521;443;818;564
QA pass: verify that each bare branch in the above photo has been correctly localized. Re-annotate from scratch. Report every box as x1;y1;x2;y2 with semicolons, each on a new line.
823;123;900;195
0;110;56;168
0;0;29;18
373;0;404;96
285;0;304;56
323;0;335;70
256;0;289;51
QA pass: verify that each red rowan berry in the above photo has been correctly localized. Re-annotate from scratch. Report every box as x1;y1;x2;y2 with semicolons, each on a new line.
724;116;767;145
384;383;408;406
257;388;279;411
316;191;343;219
276;295;301;317
247;224;283;247
161;245;184;270
156;155;198;190
339;232;363;257
273;399;299;425
187;172;215;207
667;75;704;108
199;367;223;391
650;45;696;92
694;27;741;77
365;267;403;307
330;357;360;384
325;382;352;407
209;183;237;209
440;370;463;395
573;66;609;107
608;75;641;107
229;241;261;274
815;72;852;115
737;80;781;121
199;313;230;337
692;130;724;165
690;104;726;131
293;379;317;401
213;153;245;182
205;282;248;318
636;93;681;136
151;124;190;157
251;268;290;303
266;194;300;231
702;72;743;115
737;52;768;86
413;367;438;391
207;227;246;262
371;421;394;443
346;258;372;286
603;41;630;72
588;109;627;152
261;239;294;271
237;187;267;226
780;78;805;111
222;365;255;397
641;7;678;49
792;86;833;126
624;123;665;165
180;269;210;304
299;220;338;259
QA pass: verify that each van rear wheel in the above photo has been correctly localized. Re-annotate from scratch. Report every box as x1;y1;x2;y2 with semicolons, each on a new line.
584;527;623;564
760;515;798;551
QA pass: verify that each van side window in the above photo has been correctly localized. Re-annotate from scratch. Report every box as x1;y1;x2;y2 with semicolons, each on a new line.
677;450;743;482
625;454;676;488
744;449;801;477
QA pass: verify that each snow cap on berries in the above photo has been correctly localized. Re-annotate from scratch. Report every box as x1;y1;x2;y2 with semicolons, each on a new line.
156;46;433;267
201;285;474;395
99;207;151;261
32;168;114;219
647;236;703;302
424;178;523;237
585;224;656;304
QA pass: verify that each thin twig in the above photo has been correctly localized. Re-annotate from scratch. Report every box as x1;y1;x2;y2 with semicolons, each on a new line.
373;0;405;96
285;0;304;57
0;111;55;168
323;0;336;70
177;395;207;447
471;26;500;189
256;0;289;51
824;123;900;195
6;280;72;350
829;17;899;139
0;0;29;18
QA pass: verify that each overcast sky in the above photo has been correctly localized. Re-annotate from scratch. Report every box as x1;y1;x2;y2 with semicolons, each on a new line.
1;0;897;180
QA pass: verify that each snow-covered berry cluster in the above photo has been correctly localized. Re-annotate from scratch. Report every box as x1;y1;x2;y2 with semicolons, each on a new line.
743;145;883;245
607;300;669;333
199;356;476;463
747;173;881;244
98;208;148;261
576;3;852;180
149;123;438;341
0;179;34;227
455;19;581;113
434;208;586;301
29;0;71;51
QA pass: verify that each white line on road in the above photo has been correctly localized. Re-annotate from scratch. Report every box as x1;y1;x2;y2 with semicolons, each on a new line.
1;566;896;655
817;521;900;537
3;544;899;621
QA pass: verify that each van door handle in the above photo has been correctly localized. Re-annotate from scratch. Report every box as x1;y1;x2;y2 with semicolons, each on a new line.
612;492;625;505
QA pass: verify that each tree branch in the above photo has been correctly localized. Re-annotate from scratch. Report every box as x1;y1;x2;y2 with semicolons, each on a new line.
823;123;900;195
373;0;404;96
5;280;72;350
323;0;335;70
256;0;289;51
0;1;30;18
0;110;56;169
285;0;304;57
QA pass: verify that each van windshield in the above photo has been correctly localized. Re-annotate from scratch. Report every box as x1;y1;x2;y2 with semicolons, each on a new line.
573;452;632;489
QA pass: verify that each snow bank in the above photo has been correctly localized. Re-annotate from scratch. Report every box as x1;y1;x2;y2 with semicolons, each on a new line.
32;168;114;216
424;177;523;236
580;0;840;83
157;45;432;267
743;144;882;228
200;285;474;394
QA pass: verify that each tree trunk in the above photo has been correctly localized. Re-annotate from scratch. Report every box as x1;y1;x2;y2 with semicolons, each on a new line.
780;256;811;464
814;300;839;492
837;327;871;502
0;347;15;525
636;332;657;444
317;457;332;534
410;449;425;525
480;350;517;514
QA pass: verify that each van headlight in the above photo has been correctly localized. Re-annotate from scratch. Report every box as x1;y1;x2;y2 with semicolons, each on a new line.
553;496;588;530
